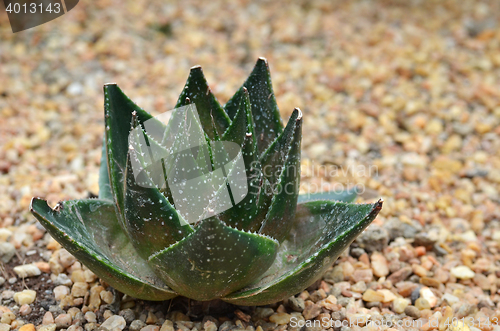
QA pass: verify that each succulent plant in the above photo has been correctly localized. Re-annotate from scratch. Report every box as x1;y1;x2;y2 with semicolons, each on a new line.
30;58;382;305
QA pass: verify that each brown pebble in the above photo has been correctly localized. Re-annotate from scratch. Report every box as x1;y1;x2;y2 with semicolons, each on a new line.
405;305;421;319
420;277;441;288
387;266;412;284
302;301;321;320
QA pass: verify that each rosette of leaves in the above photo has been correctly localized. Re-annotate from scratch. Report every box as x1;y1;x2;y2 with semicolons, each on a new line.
31;58;382;305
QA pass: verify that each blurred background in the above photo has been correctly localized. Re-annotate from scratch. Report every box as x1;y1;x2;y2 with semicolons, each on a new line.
0;0;499;268
1;1;500;329
0;0;500;225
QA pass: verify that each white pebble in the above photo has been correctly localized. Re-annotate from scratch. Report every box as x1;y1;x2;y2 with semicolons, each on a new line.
13;289;36;305
13;264;41;278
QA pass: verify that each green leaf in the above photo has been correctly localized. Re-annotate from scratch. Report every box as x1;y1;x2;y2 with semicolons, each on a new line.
103;84;154;223
221;88;251;147
98;137;113;201
222;199;383;305
216;132;263;232
148;217;279;301
298;190;358;203
259;108;301;186
224;58;284;155
30;198;177;301
175;66;230;140
258;109;302;242
124;146;193;259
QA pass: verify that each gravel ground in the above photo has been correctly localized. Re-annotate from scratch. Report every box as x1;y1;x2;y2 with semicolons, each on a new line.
1;0;500;330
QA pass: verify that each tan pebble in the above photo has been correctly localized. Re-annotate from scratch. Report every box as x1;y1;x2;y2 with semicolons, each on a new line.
58;249;76;268
378;289;397;303
71;282;89;297
88;285;103;310
13;290;36;305
100;290;114;304
140;326;159;331
434;268;449;283
19;324;35;331
67;308;80;318
103;310;113;320
449;323;471;331
362;289;384;302
46;240;61;250
34;262;50;273
70;270;86;283
269;313;291;325
83;270;97;283
100;315;126;331
302;302;321;320
419;287;437;307
146;312;158;324
53;285;70;301
392;298;409;314
160;320;174;331
55;314;72;328
450;266;475;280
415;297;431;310
72;298;83;307
42;312;54;325
19;304;32;316
0;312;15;324
371;252;389;277
395;281;418;297
84;312;96;323
412;264;428;277
49;258;64;275
13;264;41;278
352;269;373;283
420;277;441;288
38;324;56;331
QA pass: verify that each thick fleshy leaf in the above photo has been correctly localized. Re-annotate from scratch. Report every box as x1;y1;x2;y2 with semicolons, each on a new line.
30;198;177;301
124;146;193;259
298;190;358;203
224;58;283;154
222;199;383;305
103;84;155;222
259;108;301;186
98;137;113;201
148;217;279;301
216;133;263;231
258;109;302;242
175;66;230;140
221;88;251;147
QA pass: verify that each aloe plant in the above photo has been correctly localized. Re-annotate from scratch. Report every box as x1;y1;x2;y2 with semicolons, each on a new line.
30;58;382;305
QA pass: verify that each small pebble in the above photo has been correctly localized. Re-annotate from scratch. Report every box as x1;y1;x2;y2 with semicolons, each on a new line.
130;320;147;331
71;282;89;297
100;315;126;331
140;326;159;331
13;290;36;305
404;305;421;319
84;312;97;323
19;304;32;316
269;313;291;325
55;314;72;328
159;320;173;331
451;266;475;280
